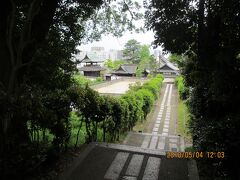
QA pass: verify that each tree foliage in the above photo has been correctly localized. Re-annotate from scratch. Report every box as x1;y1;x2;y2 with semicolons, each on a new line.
169;54;186;69
146;0;240;178
83;0;144;42
104;59;126;71
175;76;189;100
145;0;197;54
136;45;157;77
71;75;163;144
123;39;141;63
0;0;144;178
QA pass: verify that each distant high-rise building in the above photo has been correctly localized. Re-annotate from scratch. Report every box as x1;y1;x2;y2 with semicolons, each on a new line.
108;49;123;61
91;47;105;52
90;46;107;61
116;50;123;60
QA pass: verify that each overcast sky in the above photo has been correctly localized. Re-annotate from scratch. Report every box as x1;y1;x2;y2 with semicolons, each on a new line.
79;30;161;52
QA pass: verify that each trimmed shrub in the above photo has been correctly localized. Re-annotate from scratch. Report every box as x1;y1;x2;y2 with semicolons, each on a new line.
72;75;164;143
175;76;189;100
136;89;155;119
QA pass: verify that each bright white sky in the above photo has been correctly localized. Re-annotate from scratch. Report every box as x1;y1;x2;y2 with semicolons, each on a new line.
79;30;161;52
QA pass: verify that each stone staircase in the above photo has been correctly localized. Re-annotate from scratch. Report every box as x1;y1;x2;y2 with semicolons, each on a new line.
59;82;198;180
59;143;199;180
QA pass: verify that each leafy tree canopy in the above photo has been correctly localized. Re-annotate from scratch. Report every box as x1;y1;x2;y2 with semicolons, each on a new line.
136;45;157;77
0;0;144;178
169;53;186;68
123;39;141;63
140;45;151;61
146;0;240;178
82;0;144;43
104;59;126;71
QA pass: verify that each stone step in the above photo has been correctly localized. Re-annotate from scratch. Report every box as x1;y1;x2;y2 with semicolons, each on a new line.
59;143;199;180
123;132;184;152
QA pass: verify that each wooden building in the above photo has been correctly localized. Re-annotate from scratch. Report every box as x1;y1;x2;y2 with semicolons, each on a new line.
156;63;179;77
155;54;180;77
78;54;106;77
112;64;138;77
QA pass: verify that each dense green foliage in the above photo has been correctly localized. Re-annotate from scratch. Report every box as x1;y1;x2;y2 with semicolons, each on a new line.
123;39;141;63
83;1;143;42
0;0;144;178
169;54;186;69
147;0;240;178
73;73;103;87
136;45;157;77
104;59;126;71
175;76;189;100
175;76;191;138
0;1;101;178
71;75;164;144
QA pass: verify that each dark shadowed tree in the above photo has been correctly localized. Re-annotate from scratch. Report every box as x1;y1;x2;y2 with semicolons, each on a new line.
146;0;240;178
0;0;143;178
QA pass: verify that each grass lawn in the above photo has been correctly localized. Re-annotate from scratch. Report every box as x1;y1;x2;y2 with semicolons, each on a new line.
73;73;104;87
177;98;191;138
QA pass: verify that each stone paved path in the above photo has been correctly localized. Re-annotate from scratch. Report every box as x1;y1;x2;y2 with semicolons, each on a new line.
123;82;184;152
59;80;199;180
60;143;198;180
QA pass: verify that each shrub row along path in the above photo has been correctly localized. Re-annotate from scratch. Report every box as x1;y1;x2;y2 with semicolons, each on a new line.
59;80;199;180
123;80;183;152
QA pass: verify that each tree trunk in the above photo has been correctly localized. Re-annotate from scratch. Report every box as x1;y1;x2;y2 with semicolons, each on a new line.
42;128;46;142
95;121;98;142
103;120;106;142
75;120;83;148
85;119;92;143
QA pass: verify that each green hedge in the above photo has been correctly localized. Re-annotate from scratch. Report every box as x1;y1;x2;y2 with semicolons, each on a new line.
175;76;189;100
73;73;103;87
71;74;164;143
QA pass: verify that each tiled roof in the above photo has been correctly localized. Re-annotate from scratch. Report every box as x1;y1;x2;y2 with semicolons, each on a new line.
159;54;179;71
80;54;104;63
78;65;106;72
159;54;168;64
113;64;138;74
159;63;179;71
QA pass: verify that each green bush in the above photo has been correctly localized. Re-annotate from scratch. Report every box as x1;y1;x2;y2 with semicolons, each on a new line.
147;74;153;79
73;73;91;87
96;77;103;82
134;91;145;121
119;98;130;132
155;74;164;80
71;75;164;143
175;76;189;100
141;77;162;99
121;93;139;129
73;73;104;87
121;75;163;127
137;89;155;119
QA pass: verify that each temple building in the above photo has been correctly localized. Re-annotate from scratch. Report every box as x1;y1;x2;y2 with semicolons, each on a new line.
112;64;138;77
78;54;106;77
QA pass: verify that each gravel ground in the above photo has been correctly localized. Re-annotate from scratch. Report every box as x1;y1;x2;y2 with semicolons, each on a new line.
94;80;142;94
